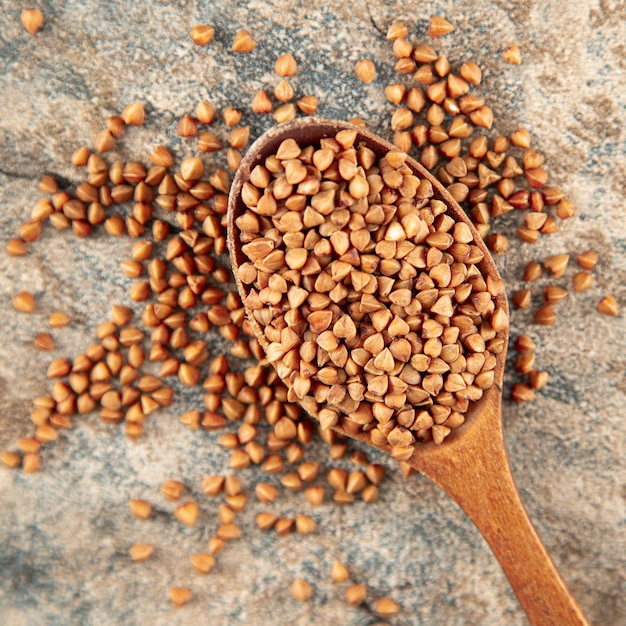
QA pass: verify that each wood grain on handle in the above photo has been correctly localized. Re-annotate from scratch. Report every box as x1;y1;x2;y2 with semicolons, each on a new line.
411;395;590;626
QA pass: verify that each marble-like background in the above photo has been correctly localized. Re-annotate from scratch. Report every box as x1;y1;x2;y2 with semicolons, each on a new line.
0;1;624;624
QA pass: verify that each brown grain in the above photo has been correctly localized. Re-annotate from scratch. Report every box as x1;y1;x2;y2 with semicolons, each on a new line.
511;383;536;403
174;501;200;526
21;9;43;35
129;543;154;562
386;22;408;40
275;53;298;77
1;451;22;468
178;115;198;137
290;579;313;601
355;59;376;84
161;479;185;501
190;24;215;45
121;102;145;126
34;333;54;352
128;499;152;520
428;16;454;38
12;291;36;313
190;553;215;574
502;43;522;65
572;271;593;292
6;238;29;256
345;583;367;606
544;254;569;278
232;29;256;53
49;311;71;328
252;89;273;114
597;295;618;316
331;560;349;582
533;305;556;326
375;597;400;617
170;587;192;607
576;250;598;270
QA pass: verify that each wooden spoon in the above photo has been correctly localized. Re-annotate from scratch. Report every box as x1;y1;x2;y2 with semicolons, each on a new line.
227;118;589;626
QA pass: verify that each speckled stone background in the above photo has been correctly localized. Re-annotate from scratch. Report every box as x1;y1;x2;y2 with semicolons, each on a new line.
0;1;624;625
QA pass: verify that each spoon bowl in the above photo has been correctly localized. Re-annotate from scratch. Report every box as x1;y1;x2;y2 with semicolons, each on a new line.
228;118;589;626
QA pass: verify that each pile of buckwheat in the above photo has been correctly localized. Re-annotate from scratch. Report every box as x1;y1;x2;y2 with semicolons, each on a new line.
235;129;508;454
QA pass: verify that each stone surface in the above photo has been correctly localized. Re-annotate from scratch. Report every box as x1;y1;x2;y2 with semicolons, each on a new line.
0;1;624;625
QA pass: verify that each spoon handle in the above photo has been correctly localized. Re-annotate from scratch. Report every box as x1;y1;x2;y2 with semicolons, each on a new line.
412;399;589;626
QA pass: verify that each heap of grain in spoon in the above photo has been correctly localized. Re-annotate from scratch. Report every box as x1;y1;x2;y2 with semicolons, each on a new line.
234;127;508;457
